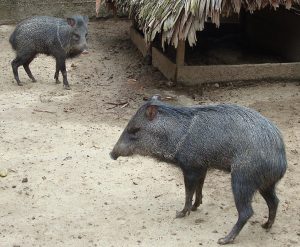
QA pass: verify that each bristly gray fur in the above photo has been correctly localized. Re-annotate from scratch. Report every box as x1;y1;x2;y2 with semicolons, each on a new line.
111;99;287;244
9;15;88;88
112;101;287;180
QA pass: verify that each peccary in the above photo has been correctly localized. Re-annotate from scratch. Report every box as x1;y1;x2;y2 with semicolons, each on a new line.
110;95;287;245
9;15;88;89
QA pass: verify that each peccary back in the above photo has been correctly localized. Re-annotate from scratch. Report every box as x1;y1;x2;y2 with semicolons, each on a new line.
110;96;287;244
111;99;286;180
10;16;88;57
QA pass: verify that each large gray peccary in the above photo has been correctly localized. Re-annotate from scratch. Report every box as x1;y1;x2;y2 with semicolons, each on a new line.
110;95;287;245
9;15;88;89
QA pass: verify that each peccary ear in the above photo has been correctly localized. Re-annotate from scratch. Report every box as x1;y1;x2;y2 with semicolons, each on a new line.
83;16;89;24
67;18;76;27
150;95;161;101
146;105;158;121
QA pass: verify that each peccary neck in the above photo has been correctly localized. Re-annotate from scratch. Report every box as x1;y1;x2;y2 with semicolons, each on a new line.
55;20;81;57
167;115;197;161
148;106;196;164
56;23;71;54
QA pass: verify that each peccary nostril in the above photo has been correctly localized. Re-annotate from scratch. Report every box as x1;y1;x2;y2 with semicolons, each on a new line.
110;151;118;160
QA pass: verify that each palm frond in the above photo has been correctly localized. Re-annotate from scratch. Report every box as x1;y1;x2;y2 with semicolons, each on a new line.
102;0;300;47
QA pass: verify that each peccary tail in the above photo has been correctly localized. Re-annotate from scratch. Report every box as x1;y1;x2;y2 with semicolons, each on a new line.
9;31;17;50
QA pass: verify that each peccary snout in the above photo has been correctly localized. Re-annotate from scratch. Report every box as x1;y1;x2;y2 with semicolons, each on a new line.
110;95;287;245
110;132;135;160
109;151;118;160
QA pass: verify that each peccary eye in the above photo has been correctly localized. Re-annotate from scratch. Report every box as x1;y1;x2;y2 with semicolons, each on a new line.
85;33;88;38
73;34;80;41
127;127;140;135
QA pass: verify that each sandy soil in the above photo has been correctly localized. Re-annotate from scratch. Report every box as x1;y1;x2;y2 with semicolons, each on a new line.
0;20;299;247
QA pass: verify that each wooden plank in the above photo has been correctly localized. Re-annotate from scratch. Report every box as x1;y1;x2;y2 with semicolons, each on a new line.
152;47;176;81
176;40;185;66
150;45;300;86
177;62;300;86
129;26;149;57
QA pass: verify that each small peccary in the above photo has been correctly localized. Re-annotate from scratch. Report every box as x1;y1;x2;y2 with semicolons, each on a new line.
9;15;88;89
110;95;287;245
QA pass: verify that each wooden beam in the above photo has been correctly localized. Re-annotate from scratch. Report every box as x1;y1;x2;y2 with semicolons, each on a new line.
130;26;149;58
176;40;185;66
152;47;176;81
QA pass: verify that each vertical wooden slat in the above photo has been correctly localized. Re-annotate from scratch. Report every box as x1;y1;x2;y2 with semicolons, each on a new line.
176;39;185;66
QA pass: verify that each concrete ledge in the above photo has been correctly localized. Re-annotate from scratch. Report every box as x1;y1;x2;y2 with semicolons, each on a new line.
152;47;176;81
0;0;95;24
177;62;300;86
130;26;149;57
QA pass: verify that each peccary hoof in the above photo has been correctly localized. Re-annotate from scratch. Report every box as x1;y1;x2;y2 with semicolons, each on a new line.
261;221;273;230
17;82;23;86
110;152;118;160
32;78;37;83
175;210;190;218
64;85;71;90
56;80;61;84
217;237;234;245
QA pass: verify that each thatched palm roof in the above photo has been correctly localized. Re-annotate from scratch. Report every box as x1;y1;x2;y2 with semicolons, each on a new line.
102;0;300;48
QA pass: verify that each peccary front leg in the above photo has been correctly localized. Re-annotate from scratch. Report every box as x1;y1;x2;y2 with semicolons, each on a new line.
176;170;200;218
54;60;60;84
192;169;207;211
56;58;70;90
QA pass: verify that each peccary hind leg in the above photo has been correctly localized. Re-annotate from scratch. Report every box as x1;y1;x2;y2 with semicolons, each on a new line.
218;175;255;245
176;170;202;218
12;53;36;85
12;59;22;85
259;184;279;229
11;57;25;86
23;56;36;82
192;169;207;211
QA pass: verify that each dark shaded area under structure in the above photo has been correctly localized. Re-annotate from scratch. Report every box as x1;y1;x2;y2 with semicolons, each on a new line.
157;7;300;66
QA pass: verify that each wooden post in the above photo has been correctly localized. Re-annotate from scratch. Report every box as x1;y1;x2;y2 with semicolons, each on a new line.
176;39;185;66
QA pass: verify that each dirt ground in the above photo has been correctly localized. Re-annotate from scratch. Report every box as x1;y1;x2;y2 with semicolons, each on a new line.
0;20;299;247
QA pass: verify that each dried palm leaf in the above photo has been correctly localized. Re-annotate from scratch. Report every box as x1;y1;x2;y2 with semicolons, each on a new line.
106;0;300;48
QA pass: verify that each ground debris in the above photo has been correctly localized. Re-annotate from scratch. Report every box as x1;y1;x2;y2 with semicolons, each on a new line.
33;109;56;114
0;169;8;177
105;100;129;110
